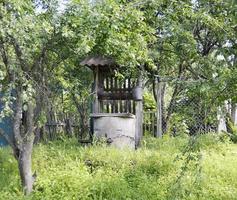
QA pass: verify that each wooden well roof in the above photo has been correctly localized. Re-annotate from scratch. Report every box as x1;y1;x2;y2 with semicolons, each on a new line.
80;56;116;68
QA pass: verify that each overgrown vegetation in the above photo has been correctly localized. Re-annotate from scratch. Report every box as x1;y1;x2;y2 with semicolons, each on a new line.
0;0;237;196
1;134;237;200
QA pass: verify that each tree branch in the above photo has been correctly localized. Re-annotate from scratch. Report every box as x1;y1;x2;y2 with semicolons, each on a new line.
0;37;15;82
13;88;23;149
0;38;9;68
32;45;48;71
186;66;208;80
9;35;29;71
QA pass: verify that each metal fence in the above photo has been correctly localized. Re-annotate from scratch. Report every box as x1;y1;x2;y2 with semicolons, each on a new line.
143;78;222;137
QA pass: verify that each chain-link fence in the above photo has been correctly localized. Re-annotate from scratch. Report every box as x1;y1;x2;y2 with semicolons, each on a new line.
143;78;222;137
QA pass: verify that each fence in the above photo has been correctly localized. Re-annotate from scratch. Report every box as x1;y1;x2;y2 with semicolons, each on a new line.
143;111;157;135
39;112;82;141
142;78;225;137
41;77;234;140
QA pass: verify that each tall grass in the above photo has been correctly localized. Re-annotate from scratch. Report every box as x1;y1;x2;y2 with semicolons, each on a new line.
0;134;237;200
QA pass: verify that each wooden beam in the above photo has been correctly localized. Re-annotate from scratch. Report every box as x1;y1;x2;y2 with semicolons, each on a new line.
156;77;162;137
98;92;133;100
93;66;99;113
135;75;143;148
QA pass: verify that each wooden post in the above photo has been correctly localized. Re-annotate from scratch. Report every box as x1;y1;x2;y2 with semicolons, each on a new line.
93;66;99;113
135;76;143;147
156;77;162;137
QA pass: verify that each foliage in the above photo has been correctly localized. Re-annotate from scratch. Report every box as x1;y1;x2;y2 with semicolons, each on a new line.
1;135;237;200
167;113;190;137
226;119;237;143
143;91;156;111
62;0;156;75
139;0;237;133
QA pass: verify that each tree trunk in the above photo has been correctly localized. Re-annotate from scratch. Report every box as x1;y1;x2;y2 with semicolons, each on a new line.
164;85;181;133
161;83;166;133
156;79;162;137
231;102;237;125
153;80;166;134
65;118;73;136
13;93;36;195
162;62;184;133
18;141;35;195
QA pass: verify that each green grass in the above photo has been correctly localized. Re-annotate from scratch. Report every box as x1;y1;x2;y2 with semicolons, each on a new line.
1;134;237;200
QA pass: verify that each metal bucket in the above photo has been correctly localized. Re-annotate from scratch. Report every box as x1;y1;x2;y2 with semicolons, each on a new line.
132;86;143;101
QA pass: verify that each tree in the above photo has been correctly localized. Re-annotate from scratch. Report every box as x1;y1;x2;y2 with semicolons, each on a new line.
61;0;155;75
0;0;66;194
0;0;155;194
139;0;237;134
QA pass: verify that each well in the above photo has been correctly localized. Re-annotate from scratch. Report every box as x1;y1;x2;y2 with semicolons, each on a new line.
80;56;143;149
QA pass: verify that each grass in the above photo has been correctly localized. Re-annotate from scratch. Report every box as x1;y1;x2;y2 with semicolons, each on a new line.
0;134;237;200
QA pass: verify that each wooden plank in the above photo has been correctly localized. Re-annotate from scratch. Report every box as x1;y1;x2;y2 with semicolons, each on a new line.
115;78;118;112
103;88;132;92
111;77;114;113
119;80;123;113
133;101;136;114
98;73;104;113
132;80;136;114
100;100;104;112
93;66;99;113
106;78;109;112
98;92;133;100
106;100;109;113
128;79;131;113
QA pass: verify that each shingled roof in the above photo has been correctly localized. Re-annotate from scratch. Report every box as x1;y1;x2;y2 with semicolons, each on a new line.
80;56;116;67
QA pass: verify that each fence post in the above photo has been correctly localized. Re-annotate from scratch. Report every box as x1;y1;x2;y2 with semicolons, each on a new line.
156;77;162;137
135;75;143;147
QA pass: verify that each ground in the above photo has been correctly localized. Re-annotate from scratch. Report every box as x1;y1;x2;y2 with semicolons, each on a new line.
0;134;237;200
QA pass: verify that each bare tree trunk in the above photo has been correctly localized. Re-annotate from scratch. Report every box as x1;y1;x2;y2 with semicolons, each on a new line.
13;89;36;195
161;83;166;133
18;141;35;195
231;102;237;125
156;79;162;137
161;62;184;133
153;79;166;133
